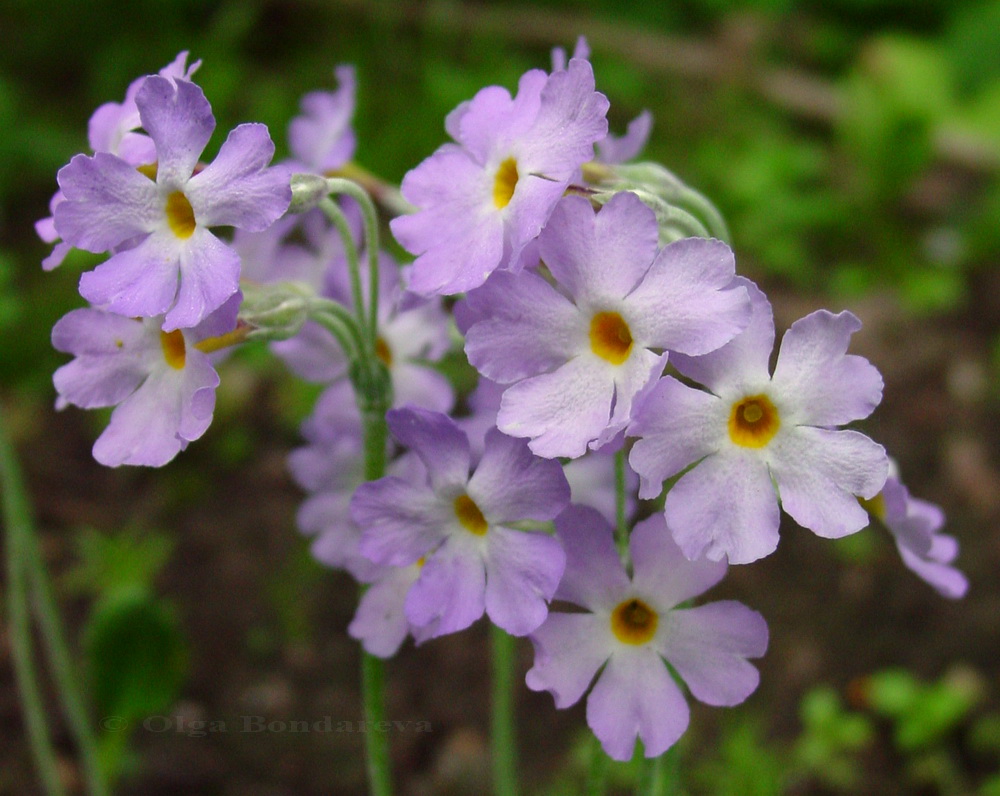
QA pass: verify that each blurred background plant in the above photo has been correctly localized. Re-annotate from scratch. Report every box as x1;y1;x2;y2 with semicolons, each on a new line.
1;0;998;793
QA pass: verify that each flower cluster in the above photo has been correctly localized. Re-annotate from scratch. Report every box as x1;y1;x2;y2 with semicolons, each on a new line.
43;44;967;765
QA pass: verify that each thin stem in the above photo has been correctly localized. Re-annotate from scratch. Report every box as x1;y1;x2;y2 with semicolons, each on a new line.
307;296;367;361
25;530;107;796
359;384;392;795
0;406;67;796
318;196;368;335
327;162;414;219
640;744;679;796
614;449;629;562
638;752;665;796
491;624;518;796
325;178;382;343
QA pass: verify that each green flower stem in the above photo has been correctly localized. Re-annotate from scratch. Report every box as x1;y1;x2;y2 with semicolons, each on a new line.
307;296;366;361
491;624;518;796
327;162;414;220
614;449;629;561
359;377;392;796
325;178;382;342
318;196;368;335
640;743;679;796
1;407;67;796
25;530;107;796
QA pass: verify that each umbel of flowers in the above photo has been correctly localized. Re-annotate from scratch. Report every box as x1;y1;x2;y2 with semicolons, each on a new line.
40;40;967;788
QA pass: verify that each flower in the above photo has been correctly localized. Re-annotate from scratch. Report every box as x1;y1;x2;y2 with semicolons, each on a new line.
390;58;609;296
288;65;357;173
51;293;241;467
55;75;291;331
37;52;201;272
465;191;750;458
526;506;768;761
352;407;570;637
629;278;888;564
863;472;968;599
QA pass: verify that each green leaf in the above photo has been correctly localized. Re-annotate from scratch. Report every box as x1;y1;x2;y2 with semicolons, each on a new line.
84;587;188;721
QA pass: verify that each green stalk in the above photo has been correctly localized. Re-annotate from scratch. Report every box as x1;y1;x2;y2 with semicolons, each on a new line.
319;196;368;332
614;449;629;562
1;406;67;796
585;735;609;796
491;624;518;796
25;529;107;796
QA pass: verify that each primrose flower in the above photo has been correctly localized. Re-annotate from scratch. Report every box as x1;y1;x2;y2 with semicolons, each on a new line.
51;293;241;467
37;52;201;271
465;191;750;458
55;75;291;331
526;506;768;761
863;472;968;599
352;408;570;638
629;278;888;564
390;58;609;296
288;65;357;173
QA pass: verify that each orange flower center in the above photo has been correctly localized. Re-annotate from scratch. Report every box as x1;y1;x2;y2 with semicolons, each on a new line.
492;157;519;209
611;598;658;645
165;191;196;239
159;329;186;370
589;311;634;365
454;494;488;536
728;394;780;448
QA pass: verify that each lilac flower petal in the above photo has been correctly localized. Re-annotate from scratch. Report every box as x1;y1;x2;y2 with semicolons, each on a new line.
92;353;218;467
87;99;141;156
353;477;452;567
539;193;657;306
311;522;384;584
630;514;728;608
520;59;609;176
164;229;242;331
628;376;725;500
392;364;456;415
497;356;615;459
553;505;630;611
42;241;72;272
469;429;570;523
136;76;214;188
770;427;887;538
55;153;160;250
563;451;637;526
898;539;969;599
288;64;357;171
771;310;883;426
526;612;611;707
625;238;750;356
386;408;471;493
484;526;565;635
186;123;290;231
880;477;933;557
658;601;767;706
670;278;774;395
596;109;653;164
587;649;689;761
666;451;781;564
272;322;347;383
452;82;526;163
603;349;666;449
464;271;583;384
349;565;420;658
78;233;180;320
405;534;486;636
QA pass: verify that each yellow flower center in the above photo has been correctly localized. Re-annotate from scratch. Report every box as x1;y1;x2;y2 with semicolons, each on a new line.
375;337;393;368
136;163;158;181
611;598;658;645
492;157;519;209
589;311;634;365
728;394;780;448
159;330;186;370
454;494;488;536
165;191;196;239
859;492;886;522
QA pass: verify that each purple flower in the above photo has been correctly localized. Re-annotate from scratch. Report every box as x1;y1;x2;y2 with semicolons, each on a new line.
348;559;438;658
465;191;750;458
629;278;888;564
37;52;200;271
352;408;570;637
526;506;768;761
51;294;240;467
864;472;968;599
390;58;609;296
288;65;357;173
55;75;291;331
